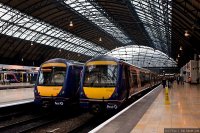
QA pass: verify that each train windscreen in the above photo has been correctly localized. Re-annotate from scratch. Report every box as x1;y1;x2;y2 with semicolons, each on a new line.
38;67;66;86
84;65;117;87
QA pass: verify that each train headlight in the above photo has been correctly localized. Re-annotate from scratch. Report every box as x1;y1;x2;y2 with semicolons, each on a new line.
80;91;84;96
34;90;37;93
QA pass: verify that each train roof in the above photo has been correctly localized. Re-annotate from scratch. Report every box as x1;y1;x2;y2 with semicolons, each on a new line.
41;58;83;67
88;55;152;72
88;55;119;62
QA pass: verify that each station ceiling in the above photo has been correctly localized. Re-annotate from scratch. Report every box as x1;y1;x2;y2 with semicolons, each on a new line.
0;0;199;67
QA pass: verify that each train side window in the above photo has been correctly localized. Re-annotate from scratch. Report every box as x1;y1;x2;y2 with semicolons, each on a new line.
145;73;150;84
140;72;145;87
131;70;138;88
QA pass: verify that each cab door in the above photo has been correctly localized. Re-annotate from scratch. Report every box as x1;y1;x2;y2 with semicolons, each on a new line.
124;65;131;99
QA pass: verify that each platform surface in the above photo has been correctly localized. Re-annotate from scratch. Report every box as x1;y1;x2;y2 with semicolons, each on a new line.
91;85;162;133
91;83;200;133
131;83;200;133
0;83;34;89
0;87;34;108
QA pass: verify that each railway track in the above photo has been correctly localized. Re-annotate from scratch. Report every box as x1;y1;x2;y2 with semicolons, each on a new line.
0;102;87;133
0;103;35;122
0;102;59;133
0;109;64;133
0;85;159;133
66;85;158;133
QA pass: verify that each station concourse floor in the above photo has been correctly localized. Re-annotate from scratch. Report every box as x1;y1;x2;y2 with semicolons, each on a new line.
131;83;200;133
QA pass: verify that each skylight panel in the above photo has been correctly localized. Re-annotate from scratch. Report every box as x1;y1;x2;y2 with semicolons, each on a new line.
106;45;177;67
64;0;131;44
130;0;172;54
0;4;107;57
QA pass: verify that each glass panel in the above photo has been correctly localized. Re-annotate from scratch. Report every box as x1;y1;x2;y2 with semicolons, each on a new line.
106;45;177;67
130;0;172;54
64;0;131;44
0;4;107;57
84;65;118;87
38;67;66;86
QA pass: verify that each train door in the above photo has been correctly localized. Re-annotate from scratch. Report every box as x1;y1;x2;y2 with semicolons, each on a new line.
131;68;138;94
0;73;3;81
67;66;81;99
20;73;23;82
73;66;82;98
124;65;130;99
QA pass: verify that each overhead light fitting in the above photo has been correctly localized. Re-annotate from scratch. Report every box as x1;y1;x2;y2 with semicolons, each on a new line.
59;49;61;52
69;21;73;27
178;54;180;58
179;46;182;51
99;37;102;42
184;30;190;37
21;58;23;61
31;42;33;46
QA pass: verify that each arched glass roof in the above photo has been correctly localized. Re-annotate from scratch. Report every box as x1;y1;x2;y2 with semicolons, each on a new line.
106;45;177;68
64;0;132;44
131;0;172;54
0;3;107;57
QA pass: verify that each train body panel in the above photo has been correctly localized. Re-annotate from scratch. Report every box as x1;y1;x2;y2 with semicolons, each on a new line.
34;58;83;107
37;86;62;97
83;87;115;99
80;55;159;112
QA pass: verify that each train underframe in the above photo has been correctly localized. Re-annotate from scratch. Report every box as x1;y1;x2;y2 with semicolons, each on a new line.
80;99;124;113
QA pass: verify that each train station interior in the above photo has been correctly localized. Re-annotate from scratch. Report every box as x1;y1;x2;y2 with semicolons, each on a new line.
0;0;199;133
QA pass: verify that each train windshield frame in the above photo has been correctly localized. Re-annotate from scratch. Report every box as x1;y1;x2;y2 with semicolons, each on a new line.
84;64;118;87
38;66;67;86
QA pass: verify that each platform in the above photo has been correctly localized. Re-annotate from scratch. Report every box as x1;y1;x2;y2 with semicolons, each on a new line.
131;83;200;133
0;83;34;90
90;83;200;133
0;87;34;108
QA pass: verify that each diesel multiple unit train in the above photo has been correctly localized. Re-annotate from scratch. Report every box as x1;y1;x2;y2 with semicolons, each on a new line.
80;56;159;112
34;58;83;106
34;56;160;111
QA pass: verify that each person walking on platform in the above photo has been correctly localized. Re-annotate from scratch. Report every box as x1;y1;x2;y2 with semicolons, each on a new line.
168;77;173;88
188;76;192;84
180;76;184;85
162;77;166;88
177;75;180;85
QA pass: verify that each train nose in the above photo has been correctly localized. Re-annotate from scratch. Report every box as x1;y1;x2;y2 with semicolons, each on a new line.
83;87;115;99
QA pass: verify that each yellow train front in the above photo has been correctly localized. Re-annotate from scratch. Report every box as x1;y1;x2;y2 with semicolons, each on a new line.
34;58;83;107
80;56;125;112
80;56;158;113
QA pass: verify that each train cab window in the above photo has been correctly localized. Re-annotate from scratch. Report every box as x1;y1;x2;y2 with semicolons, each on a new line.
84;65;117;87
38;67;66;86
52;72;65;84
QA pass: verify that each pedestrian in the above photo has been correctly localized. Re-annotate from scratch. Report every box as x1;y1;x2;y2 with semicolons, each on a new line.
180;76;184;85
168;77;173;88
177;75;180;85
188;76;191;84
162;77;166;88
